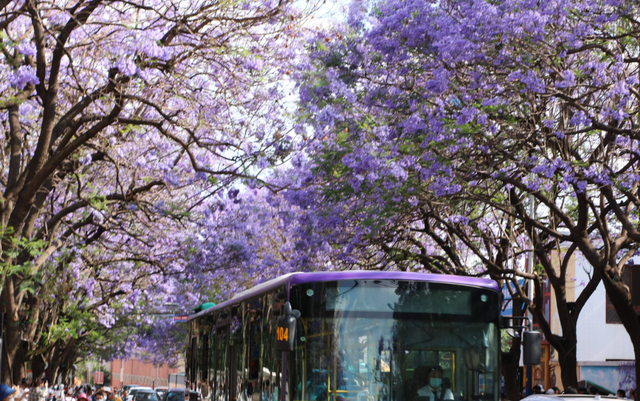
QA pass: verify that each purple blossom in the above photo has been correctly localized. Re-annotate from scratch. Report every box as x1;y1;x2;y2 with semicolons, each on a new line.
576;180;588;193
17;42;37;57
429;177;462;196
243;58;264;71
448;215;469;225
116;58;137;77
555;69;576;88
569;111;591;127
9;65;39;88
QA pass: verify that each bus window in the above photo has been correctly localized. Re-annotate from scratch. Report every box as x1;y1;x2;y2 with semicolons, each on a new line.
192;336;199;388
404;350;455;398
208;318;219;401
215;319;229;401
186;328;192;386
288;280;500;401
201;332;210;384
229;306;246;401
262;289;285;401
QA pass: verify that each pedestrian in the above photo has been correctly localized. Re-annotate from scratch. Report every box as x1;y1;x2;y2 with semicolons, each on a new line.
0;383;17;401
29;379;47;401
102;387;114;401
77;393;88;401
64;389;74;401
532;385;543;395
94;392;104;401
55;385;64;401
552;387;560;395
45;382;53;401
629;389;636;400
618;389;627;399
17;379;30;401
85;389;93;401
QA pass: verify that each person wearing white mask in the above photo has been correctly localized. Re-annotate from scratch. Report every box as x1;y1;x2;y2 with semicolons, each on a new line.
417;366;454;401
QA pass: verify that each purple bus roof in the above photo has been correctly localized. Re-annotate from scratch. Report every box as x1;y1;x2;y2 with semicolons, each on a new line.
188;271;499;321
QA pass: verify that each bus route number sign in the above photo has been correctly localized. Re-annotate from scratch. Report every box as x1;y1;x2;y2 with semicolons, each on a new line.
275;302;300;352
277;327;289;342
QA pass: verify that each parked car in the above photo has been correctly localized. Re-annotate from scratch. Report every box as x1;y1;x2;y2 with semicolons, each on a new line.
134;390;161;401
161;388;198;401
128;387;154;401
154;388;168;400
122;386;136;394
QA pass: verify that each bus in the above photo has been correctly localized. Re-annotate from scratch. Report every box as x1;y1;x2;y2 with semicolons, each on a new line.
186;271;537;401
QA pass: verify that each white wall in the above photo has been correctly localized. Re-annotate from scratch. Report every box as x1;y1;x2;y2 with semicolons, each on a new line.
574;253;635;362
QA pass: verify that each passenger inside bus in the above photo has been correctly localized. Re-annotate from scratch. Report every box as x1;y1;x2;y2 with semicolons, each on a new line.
416;366;454;401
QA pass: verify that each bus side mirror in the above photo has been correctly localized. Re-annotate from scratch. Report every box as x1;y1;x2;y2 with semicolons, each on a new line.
523;331;541;365
275;302;301;352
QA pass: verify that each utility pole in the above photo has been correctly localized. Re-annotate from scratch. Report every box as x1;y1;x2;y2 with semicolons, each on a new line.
525;194;536;396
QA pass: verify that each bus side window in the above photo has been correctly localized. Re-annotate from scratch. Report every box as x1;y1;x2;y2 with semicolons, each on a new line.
229;305;245;401
186;326;192;387
202;331;210;384
217;329;229;401
264;289;285;401
215;310;231;401
209;319;217;401
245;295;264;401
192;335;199;389
263;293;275;401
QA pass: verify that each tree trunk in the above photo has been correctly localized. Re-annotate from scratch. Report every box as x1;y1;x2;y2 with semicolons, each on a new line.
31;354;46;382
556;344;578;390
1;335;11;386
634;347;640;401
12;344;27;385
529;290;580;390
49;346;62;385
2;277;20;385
49;338;78;385
502;335;522;401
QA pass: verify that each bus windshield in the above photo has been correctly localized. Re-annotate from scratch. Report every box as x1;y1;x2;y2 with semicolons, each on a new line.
289;280;500;401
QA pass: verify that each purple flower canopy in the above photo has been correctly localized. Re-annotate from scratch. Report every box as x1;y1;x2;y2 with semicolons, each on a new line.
0;0;323;367
2;0;639;370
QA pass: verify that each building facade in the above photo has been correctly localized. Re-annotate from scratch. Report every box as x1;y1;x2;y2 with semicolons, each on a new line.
537;250;636;393
110;360;181;389
573;252;636;392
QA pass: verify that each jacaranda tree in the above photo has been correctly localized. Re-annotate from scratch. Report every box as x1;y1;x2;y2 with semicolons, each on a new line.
0;0;313;384
291;0;640;392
